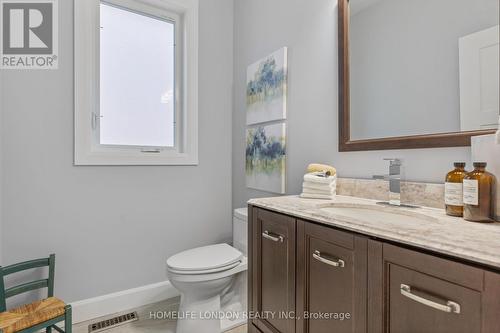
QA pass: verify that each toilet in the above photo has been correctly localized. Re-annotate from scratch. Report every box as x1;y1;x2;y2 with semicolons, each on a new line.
167;208;248;333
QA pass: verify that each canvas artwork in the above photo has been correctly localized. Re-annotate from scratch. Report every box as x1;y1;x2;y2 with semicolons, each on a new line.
246;47;288;125
246;123;286;194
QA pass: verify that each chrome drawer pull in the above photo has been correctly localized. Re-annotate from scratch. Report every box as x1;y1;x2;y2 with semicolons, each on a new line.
312;250;345;268
400;284;461;314
262;231;284;243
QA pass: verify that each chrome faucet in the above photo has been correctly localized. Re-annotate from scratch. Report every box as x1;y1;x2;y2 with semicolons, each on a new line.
373;158;402;206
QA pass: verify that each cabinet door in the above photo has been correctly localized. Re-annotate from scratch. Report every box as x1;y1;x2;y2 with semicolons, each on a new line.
483;271;500;333
251;207;296;333
296;220;367;333
381;244;484;333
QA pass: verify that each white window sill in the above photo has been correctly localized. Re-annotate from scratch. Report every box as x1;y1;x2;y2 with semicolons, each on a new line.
74;150;199;166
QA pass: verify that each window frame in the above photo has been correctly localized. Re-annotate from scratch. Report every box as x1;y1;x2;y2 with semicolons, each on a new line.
75;0;199;165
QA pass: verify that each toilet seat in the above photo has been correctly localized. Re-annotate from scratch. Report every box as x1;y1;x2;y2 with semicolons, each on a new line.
167;243;243;274
168;260;242;275
167;256;247;283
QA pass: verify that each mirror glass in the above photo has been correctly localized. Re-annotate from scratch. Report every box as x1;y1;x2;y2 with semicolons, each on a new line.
349;0;499;141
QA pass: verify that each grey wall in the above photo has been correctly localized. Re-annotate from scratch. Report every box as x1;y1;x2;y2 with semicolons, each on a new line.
232;0;471;209
1;0;234;302
350;0;499;140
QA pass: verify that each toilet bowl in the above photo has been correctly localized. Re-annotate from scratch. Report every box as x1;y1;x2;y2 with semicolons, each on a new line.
166;208;248;333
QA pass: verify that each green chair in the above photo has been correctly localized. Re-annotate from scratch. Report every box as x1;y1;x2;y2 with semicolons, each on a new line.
0;254;72;333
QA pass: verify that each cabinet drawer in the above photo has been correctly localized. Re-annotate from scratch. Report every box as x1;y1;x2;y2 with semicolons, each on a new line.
383;243;484;290
380;243;487;333
389;263;481;333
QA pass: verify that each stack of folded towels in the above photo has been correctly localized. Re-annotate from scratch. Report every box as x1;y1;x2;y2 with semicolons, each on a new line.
300;164;337;200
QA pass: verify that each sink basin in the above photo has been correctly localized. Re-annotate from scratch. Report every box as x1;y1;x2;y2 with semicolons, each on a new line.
319;204;437;224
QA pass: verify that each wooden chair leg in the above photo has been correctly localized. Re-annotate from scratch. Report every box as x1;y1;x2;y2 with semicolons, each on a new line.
65;305;72;333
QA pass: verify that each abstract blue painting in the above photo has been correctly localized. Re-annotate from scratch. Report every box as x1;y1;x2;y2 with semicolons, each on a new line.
246;123;286;194
246;47;288;125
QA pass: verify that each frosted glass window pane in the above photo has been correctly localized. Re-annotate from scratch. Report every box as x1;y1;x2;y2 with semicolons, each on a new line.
100;3;175;147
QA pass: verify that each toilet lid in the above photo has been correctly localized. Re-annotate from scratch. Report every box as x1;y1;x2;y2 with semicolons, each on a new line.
167;243;243;272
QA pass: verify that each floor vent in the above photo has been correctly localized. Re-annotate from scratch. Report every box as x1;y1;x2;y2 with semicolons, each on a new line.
88;312;139;333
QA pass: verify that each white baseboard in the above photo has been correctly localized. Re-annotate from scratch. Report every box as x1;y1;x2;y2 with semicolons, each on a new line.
71;281;180;324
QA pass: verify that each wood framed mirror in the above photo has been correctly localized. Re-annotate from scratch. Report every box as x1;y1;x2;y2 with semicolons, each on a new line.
338;0;499;152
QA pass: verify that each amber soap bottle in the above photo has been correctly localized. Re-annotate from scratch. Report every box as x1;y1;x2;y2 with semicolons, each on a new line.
463;162;496;223
445;162;467;217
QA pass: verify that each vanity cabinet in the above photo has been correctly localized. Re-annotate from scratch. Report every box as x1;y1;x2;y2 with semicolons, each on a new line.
249;206;500;333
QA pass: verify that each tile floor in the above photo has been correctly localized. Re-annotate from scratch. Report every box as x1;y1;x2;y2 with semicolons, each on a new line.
73;298;247;333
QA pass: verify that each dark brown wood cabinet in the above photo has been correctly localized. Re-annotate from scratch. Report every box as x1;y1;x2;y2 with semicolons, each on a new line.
369;243;500;333
249;206;500;333
249;323;264;333
250;207;296;333
296;220;367;333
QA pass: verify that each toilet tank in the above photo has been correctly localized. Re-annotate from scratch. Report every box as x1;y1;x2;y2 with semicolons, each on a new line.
233;208;248;256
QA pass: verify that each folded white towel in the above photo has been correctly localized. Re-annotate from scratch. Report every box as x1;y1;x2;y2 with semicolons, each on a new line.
300;193;335;200
302;182;336;192
303;173;337;184
302;186;337;194
302;181;336;191
302;187;336;196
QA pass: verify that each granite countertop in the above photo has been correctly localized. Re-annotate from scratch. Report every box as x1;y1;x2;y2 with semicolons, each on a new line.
248;195;500;270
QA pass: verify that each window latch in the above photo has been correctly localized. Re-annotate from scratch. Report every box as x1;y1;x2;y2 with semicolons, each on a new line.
91;112;102;130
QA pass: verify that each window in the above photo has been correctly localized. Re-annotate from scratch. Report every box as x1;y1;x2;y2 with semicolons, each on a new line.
75;0;199;165
100;3;176;148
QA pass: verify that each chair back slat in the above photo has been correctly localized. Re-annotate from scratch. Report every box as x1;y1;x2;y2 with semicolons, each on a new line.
48;254;55;297
0;254;56;312
2;258;50;276
5;279;49;298
0;269;5;312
